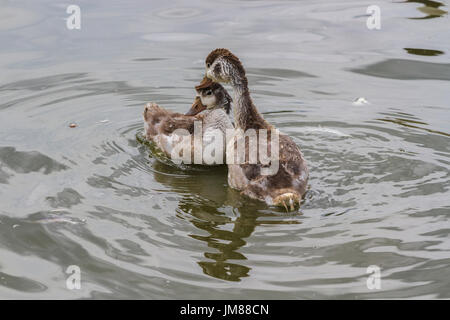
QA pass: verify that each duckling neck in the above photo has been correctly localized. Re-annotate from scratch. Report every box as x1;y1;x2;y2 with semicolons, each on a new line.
231;79;268;130
201;108;228;131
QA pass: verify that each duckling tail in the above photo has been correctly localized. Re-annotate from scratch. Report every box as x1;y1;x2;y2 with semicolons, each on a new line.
273;192;300;212
144;102;164;121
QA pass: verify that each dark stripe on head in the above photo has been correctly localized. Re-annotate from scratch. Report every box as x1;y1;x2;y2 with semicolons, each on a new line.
195;76;215;90
205;48;246;78
195;76;222;93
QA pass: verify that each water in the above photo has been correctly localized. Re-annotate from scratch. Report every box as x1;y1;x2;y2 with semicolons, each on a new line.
0;0;449;299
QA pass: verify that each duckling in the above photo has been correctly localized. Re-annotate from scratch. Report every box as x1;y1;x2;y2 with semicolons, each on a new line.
204;48;309;210
143;78;233;165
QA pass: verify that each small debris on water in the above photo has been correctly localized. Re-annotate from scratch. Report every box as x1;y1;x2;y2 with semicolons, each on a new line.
69;123;77;128
99;119;109;123
12;224;19;229
352;97;369;105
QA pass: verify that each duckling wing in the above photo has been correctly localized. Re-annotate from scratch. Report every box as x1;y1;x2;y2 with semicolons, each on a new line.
277;134;309;184
229;133;308;205
144;102;197;137
144;102;204;160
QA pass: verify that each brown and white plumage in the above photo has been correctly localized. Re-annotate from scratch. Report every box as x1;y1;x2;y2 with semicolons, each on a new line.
205;48;309;210
143;79;233;165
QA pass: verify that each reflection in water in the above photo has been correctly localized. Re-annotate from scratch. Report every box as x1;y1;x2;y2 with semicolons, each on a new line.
404;48;444;56
350;59;450;81
377;117;450;137
403;0;448;19
150;157;252;282
155;7;203;19
0;147;68;184
147;143;300;282
183;200;255;282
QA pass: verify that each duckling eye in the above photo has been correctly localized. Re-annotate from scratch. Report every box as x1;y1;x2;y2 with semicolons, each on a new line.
206;90;212;96
206;63;211;68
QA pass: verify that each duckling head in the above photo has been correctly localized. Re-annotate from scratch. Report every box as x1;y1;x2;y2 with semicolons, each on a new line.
185;77;232;116
205;48;246;86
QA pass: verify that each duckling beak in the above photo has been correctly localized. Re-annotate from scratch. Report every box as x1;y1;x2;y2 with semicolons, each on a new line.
185;96;206;116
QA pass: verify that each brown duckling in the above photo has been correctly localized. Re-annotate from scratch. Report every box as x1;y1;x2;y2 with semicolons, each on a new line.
143;79;233;165
204;48;309;210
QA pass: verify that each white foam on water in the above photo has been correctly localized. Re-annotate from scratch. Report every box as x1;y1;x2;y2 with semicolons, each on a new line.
301;126;350;137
